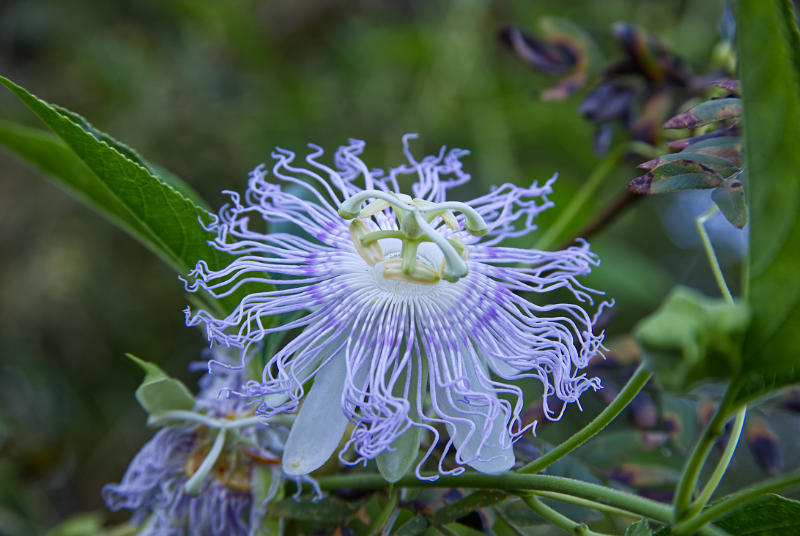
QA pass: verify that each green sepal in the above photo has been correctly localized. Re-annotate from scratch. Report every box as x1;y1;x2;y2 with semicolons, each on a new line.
634;286;751;392
377;357;427;483
377;427;421;484
126;353;195;416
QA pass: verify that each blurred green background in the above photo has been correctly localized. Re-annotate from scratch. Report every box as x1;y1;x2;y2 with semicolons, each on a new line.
0;0;733;532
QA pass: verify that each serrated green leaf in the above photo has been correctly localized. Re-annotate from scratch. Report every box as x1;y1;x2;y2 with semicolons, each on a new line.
635;286;751;391
664;98;742;129
51;105;209;210
735;0;800;402
0;120;166;266
126;354;195;416
716;494;800;535
431;490;506;525
629;160;723;194
0;76;265;315
712;172;748;229
625;519;653;536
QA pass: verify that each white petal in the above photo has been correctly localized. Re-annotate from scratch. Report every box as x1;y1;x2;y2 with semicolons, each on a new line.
432;353;514;474
282;355;349;475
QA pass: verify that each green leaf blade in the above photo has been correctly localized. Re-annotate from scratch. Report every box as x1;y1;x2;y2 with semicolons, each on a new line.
664;98;742;129
716;494;800;535
0;75;268;315
126;353;195;415
735;0;800;402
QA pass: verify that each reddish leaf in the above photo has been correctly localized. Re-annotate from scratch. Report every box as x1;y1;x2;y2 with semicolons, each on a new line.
629;159;723;194
664;97;742;129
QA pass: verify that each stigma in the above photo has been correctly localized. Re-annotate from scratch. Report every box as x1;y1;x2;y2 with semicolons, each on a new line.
339;190;486;284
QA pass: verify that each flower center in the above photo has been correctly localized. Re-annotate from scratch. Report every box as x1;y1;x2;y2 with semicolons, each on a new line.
339;190;487;284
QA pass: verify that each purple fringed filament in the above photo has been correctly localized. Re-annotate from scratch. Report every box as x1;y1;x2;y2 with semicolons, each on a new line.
184;135;608;479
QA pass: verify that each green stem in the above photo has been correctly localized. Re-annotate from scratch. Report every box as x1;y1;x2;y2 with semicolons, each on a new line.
696;204;734;304
522;495;610;536
673;389;736;521
320;473;658;524
519;363;652;474
533;491;644;519
315;472;727;535
672;468;800;536
535;144;625;251
686;407;747;517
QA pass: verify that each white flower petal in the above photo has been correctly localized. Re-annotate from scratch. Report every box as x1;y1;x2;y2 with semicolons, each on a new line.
432;354;515;474
282;355;348;475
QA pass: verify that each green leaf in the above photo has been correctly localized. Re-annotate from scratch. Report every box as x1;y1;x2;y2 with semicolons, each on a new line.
711;80;742;96
251;466;283;536
51;106;209;210
628;160;723;194
431;490;506;525
45;512;105;536
0;76;263;314
625;519;653;536
126;354;195;416
683;136;744;167
712;172;748;229
735;0;800;402
664;98;742;129
0;121;161;262
634;286;751;391
267;496;355;525
716;494;800;535
393;513;428;536
639;152;739;178
438;523;488;536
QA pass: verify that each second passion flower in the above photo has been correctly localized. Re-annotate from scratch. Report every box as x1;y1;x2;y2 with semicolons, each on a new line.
184;135;608;479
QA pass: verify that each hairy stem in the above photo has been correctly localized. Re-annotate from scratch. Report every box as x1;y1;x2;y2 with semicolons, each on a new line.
687;407;747;517
522;495;611;536
519;363;652;474
672;468;800;536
